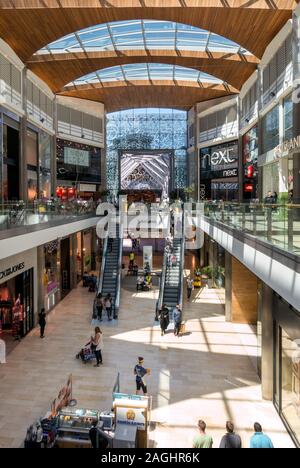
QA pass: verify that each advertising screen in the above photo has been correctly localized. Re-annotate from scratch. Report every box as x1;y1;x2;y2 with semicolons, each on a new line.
120;151;172;197
64;147;90;167
57;139;101;184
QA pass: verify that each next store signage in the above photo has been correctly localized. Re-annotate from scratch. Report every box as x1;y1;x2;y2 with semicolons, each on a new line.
200;141;239;179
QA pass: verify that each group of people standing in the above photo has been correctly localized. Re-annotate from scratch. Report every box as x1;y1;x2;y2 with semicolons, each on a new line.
193;420;274;449
94;293;113;322
158;304;183;337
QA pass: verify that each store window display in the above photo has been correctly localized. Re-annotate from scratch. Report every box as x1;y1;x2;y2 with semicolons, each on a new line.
0;285;24;341
43;241;60;312
242;125;258;200
39;131;52;199
26;129;38;201
280;329;300;444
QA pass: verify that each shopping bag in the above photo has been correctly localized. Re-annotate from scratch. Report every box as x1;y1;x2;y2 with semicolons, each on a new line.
180;322;186;335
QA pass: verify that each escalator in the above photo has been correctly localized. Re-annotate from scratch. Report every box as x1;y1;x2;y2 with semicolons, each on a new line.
156;209;185;314
97;223;123;319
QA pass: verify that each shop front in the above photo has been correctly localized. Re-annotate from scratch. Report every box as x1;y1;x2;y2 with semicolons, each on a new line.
38;240;61;313
242;125;259;200
200;140;239;201
259;142;295;203
0;110;21;202
56;138;101;197
0;249;37;347
273;295;300;447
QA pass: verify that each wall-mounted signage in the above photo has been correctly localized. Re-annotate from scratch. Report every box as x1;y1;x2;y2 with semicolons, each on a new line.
275;135;300;158
200;141;238;180
259;135;300;167
0;262;25;281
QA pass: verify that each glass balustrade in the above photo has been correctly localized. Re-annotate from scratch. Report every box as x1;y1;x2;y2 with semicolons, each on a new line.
201;202;300;256
0;199;96;232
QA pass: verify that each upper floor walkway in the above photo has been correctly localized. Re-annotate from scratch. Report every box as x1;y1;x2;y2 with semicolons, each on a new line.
195;202;300;311
0;199;99;261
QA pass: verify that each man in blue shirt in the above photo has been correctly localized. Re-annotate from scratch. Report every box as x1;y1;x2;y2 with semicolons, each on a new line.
250;422;274;448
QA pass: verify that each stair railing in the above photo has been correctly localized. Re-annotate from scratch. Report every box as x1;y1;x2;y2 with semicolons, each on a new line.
114;217;123;319
178;207;185;310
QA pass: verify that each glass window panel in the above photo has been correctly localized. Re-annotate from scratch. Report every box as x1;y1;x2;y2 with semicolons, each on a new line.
262;106;280;153
36;20;253;57
281;329;300;444
284;95;293;141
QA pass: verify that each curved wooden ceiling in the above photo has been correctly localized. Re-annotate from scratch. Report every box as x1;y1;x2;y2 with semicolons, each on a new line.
0;1;296;111
28;50;258;93
60;81;237;113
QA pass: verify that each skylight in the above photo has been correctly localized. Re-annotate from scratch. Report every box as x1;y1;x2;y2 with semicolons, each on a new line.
36;20;249;56
65;63;225;88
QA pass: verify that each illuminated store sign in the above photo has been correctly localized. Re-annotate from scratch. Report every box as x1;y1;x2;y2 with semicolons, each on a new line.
200;141;238;179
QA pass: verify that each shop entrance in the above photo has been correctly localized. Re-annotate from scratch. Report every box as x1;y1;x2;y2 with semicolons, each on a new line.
60;237;71;298
3;124;20;201
0;268;34;347
211;178;239;201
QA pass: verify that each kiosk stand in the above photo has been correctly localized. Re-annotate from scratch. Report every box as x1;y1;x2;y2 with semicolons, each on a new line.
113;393;152;448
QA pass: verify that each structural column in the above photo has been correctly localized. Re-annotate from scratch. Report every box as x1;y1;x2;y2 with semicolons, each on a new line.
293;8;300;205
225;254;258;324
260;283;274;401
225;250;232;322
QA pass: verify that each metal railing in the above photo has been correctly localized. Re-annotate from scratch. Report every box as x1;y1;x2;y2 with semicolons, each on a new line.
0;199;96;232
114;218;123;320
202;202;300;256
178;208;185;310
156;241;168;320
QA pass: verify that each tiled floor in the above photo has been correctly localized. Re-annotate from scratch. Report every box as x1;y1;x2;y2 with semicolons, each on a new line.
0;273;295;448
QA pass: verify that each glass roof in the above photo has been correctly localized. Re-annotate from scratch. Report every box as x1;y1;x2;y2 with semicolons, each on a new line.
36;20;250;56
65;63;225;88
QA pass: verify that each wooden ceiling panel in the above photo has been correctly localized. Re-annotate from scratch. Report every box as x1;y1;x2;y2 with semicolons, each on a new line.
27;51;257;92
60;81;237;112
0;6;294;61
0;2;296;112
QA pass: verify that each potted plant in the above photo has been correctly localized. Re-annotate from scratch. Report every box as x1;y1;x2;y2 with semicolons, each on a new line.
201;266;213;288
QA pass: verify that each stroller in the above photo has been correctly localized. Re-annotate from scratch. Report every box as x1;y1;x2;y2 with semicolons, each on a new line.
76;342;96;364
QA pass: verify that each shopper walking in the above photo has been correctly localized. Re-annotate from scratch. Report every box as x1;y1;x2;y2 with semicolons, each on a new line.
104;294;113;321
158;304;170;336
192;420;213;449
129;251;135;268
95;293;103;322
250;423;274;449
173;305;182;337
187;277;194;301
134;357;149;395
219;421;242;449
38;308;46;339
92;327;103;368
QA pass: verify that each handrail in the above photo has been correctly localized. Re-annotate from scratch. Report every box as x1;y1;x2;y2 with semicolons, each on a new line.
156;242;168;320
178;207;185;310
156;208;171;318
97;229;108;296
114;217;123;319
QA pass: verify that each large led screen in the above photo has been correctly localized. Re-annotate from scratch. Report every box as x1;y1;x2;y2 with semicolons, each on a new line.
120;151;172;197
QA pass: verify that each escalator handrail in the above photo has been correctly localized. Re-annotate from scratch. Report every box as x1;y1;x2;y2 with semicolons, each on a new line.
98;228;108;295
156;209;172;316
156;242;168;316
178;207;185;310
114;218;123;318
